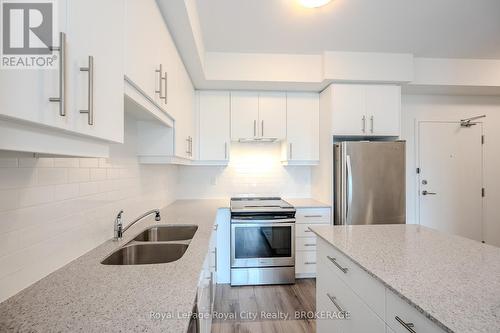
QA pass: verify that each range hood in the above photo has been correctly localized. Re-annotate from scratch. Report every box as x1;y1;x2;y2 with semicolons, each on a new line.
238;137;278;143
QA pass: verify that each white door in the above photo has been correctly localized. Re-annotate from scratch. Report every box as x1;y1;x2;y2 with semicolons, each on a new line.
331;84;366;135
286;92;319;161
68;0;124;143
199;91;230;161
230;91;258;140
365;85;400;136
418;121;483;242
258;92;286;139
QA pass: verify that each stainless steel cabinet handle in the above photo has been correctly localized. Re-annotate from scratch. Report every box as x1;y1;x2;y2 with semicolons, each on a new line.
395;316;416;333
164;71;168;104
253;120;257;137
304;243;316;247
186;137;190;154
304;230;313;233
79;56;94;125
289;143;293;160
261;120;264;137
327;255;348;273
304;215;323;218
49;32;66;116
327;293;345;313
370;115;374;133
155;64;166;101
362;115;366;133
224;142;228;159
422;190;437;195
304;261;316;265
214;247;217;271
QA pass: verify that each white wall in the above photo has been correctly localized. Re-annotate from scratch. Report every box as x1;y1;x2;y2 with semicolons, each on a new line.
0;119;178;302
401;94;500;246
177;142;311;199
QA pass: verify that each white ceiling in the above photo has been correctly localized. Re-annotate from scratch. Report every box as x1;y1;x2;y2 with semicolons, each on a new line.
195;0;500;59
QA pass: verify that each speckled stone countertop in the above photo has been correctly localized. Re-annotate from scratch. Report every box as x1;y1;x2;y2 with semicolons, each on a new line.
309;224;500;333
0;199;228;333
285;198;331;209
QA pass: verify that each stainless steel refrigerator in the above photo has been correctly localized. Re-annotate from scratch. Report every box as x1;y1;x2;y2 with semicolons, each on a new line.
334;141;406;225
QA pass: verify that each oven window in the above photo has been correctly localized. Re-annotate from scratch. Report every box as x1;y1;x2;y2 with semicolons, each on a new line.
234;226;292;259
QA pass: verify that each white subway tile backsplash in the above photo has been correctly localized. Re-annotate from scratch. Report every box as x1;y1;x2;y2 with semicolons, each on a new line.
18;186;54;207
79;158;99;168
79;182;101;196
0;189;19;212
53;158;80;168
19;157;54;168
67;168;90;183
54;183;80;201
0;168;36;189
36;168;68;186
0;158;18;168
90;168;107;181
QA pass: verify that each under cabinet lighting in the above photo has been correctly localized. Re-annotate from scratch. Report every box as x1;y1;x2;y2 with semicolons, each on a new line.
299;0;332;8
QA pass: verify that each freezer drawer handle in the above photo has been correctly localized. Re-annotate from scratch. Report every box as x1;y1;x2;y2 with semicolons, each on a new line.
395;316;417;333
304;215;323;218
303;243;316;247
327;256;348;273
304;261;316;265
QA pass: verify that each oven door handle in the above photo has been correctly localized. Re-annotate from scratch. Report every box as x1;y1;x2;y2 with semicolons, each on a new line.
231;218;296;224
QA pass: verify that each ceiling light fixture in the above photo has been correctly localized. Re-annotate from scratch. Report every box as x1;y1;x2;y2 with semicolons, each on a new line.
299;0;332;8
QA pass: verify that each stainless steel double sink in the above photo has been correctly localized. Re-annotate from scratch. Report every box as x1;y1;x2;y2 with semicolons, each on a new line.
101;225;198;266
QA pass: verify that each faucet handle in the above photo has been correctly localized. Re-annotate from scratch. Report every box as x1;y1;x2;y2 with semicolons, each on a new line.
117;210;124;219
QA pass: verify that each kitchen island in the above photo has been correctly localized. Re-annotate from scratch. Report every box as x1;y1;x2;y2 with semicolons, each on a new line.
0;200;227;333
310;224;500;333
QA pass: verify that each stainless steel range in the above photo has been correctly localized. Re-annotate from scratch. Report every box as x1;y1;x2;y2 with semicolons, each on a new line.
230;197;296;286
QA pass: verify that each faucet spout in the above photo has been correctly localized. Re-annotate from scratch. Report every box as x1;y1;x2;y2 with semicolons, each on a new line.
114;209;161;240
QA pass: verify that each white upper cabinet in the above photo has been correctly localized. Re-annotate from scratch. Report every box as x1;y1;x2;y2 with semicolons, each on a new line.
198;91;230;162
124;0;165;103
282;93;319;163
365;85;401;136
0;0;124;146
331;84;400;136
231;92;259;140
258;92;286;140
68;0;124;143
230;91;286;141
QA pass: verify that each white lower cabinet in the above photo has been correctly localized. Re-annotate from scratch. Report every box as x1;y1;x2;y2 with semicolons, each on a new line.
316;237;446;333
197;228;217;333
295;208;331;278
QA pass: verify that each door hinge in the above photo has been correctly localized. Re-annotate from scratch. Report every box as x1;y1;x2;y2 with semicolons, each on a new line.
482;188;485;197
481;135;485;145
416;168;420;174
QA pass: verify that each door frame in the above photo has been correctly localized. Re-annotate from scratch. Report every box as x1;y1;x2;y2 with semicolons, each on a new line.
414;119;485;241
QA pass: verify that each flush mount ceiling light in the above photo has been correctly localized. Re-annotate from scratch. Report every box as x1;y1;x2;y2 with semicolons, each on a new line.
299;0;332;8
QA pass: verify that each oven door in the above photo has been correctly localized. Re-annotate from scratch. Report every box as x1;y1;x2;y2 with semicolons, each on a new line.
231;221;295;268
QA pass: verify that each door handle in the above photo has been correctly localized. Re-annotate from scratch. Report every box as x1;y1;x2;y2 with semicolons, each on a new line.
422;190;437;196
79;56;94;125
362;115;366;133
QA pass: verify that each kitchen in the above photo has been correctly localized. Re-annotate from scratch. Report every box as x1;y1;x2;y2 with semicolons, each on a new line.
0;0;500;332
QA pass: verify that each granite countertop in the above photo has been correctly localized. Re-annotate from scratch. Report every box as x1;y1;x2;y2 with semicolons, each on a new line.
0;199;227;333
309;224;500;333
285;198;331;209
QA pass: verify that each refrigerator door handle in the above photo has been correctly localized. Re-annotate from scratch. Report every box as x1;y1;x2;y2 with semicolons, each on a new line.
346;154;353;223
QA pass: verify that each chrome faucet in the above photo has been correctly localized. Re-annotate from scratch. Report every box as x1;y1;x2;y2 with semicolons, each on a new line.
114;209;161;240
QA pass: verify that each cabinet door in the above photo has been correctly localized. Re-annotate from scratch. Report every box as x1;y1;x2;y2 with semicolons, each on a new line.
331;84;366;136
124;0;163;101
230;91;259;140
199;91;230;161
286;93;319;161
68;0;124;143
258;92;286;139
365;85;400;136
0;2;69;131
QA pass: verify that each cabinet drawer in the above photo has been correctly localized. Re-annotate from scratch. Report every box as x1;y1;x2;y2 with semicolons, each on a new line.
317;238;386;320
295;251;317;275
296;237;317;251
386;289;445;333
317;253;385;333
296;208;331;224
296;224;317;238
